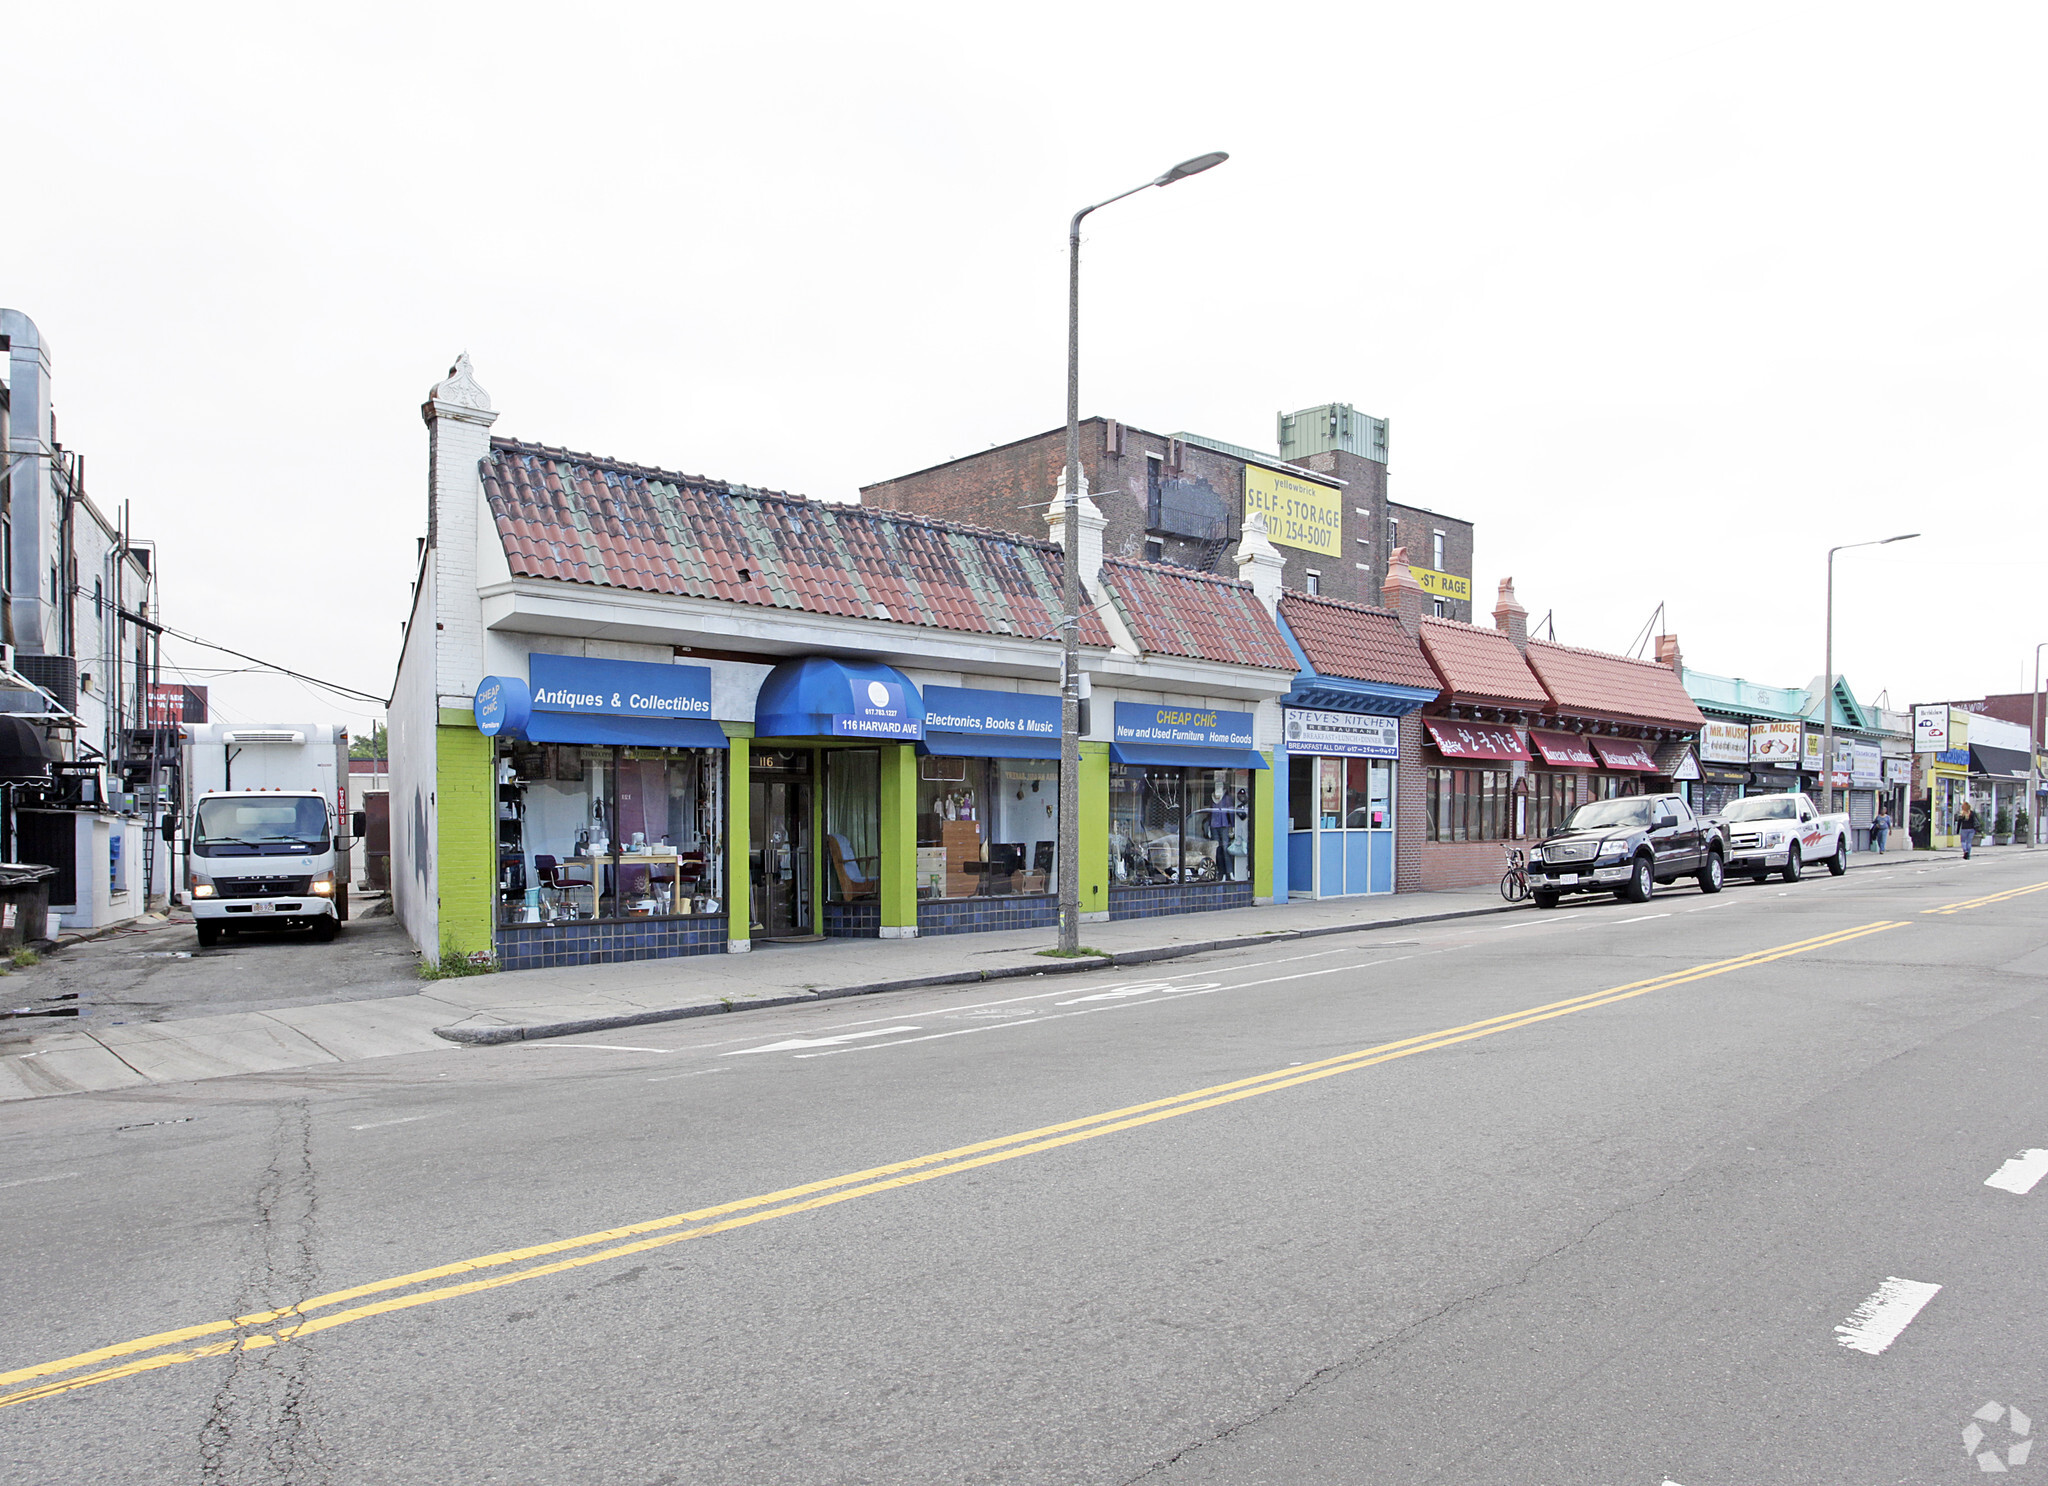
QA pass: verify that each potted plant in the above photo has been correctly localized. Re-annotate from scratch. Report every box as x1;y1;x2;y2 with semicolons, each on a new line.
2017;805;2033;846
1992;805;2013;846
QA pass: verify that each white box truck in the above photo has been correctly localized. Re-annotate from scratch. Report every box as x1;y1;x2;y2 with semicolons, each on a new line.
177;723;364;947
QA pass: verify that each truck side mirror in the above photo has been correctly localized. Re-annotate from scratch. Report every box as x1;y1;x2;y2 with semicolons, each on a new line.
1655;812;1677;830
160;816;177;842
351;811;367;838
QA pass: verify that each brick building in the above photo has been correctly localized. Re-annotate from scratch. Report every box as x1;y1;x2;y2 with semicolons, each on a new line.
860;401;1475;622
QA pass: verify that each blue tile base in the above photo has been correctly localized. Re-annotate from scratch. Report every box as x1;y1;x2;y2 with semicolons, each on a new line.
1108;881;1254;921
823;900;881;938
916;894;1059;936
495;916;730;970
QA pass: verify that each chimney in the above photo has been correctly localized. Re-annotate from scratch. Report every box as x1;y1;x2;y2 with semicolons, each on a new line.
1233;509;1285;614
1381;545;1426;636
1493;577;1528;652
1043;467;1107;590
1654;634;1683;673
421;353;498;706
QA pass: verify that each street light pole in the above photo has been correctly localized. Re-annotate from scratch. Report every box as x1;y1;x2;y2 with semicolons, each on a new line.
2031;641;2046;849
1822;532;1918;817
1058;150;1228;953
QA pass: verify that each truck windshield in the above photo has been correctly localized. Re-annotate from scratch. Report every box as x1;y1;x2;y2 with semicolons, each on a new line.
1561;798;1654;832
194;797;329;851
1720;796;1798;822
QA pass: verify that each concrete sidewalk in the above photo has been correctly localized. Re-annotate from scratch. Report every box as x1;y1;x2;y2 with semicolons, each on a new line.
0;849;1960;1102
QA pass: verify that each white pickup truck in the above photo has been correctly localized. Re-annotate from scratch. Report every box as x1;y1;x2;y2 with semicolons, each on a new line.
1714;791;1850;882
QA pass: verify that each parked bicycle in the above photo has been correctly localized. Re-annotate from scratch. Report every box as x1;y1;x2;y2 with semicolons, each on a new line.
1500;845;1531;903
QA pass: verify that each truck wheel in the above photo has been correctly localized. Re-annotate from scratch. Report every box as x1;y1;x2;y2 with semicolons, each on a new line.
1828;839;1848;876
196;921;222;948
1698;850;1725;894
1533;891;1560;910
1622;854;1655;904
312;917;340;943
1781;844;1803;883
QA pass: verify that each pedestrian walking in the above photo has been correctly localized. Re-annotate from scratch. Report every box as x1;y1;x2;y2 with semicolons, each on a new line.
1871;805;1892;854
1957;799;1977;859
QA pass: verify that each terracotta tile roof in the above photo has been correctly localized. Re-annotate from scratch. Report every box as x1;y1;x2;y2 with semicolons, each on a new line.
483;439;1109;646
1526;640;1705;729
1417;618;1549;706
1278;593;1438;690
1098;559;1296;671
1653;739;1696;775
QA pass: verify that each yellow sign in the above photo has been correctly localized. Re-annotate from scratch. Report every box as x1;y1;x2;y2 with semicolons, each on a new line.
1409;566;1471;601
1244;466;1341;557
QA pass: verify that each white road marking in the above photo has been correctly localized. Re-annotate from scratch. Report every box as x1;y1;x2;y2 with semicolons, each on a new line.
0;1171;80;1190
348;1114;435;1131
1834;1277;1941;1354
646;1067;732;1083
530;1043;674;1054
1615;914;1671;924
1487;915;1584;931
1985;1148;2048;1195
1055;981;1218;1007
725;1026;922;1056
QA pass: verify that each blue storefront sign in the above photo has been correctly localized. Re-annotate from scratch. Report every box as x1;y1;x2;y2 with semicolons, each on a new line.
921;686;1061;759
529;653;712;719
474;654;725;748
1110;702;1266;769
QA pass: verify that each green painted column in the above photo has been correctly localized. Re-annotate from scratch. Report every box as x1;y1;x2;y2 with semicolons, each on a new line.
878;742;919;935
1252;751;1276;901
1080;741;1110;922
724;724;752;950
435;724;495;961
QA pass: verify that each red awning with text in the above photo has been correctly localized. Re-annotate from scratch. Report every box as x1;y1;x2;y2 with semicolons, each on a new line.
1424;720;1531;762
1592;737;1658;772
1529;730;1598;768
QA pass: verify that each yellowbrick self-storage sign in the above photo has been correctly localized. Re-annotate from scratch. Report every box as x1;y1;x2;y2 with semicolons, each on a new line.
1243;466;1341;557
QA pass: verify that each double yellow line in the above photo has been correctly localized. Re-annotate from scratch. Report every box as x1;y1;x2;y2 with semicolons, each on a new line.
1922;879;2048;916
0;918;1907;1413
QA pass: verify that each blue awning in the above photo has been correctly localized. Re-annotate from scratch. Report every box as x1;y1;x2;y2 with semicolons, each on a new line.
754;657;924;741
1111;742;1268;771
921;732;1061;760
522;713;729;749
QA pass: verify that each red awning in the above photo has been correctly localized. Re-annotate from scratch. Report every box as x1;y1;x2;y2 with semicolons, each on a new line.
1592;737;1658;772
1529;730;1598;768
1425;720;1531;763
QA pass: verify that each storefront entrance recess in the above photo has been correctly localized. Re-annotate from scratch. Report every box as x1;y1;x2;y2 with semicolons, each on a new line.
750;751;813;939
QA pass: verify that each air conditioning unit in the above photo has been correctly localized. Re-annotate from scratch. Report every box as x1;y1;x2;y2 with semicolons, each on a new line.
17;654;78;712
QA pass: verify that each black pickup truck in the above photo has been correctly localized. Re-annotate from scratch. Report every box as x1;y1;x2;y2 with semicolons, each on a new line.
1525;792;1726;908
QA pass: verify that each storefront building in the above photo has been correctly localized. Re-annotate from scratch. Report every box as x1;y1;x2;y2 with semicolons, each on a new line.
1270;592;1439;898
390;360;1295;970
1908;704;1979;849
1386;572;1704;891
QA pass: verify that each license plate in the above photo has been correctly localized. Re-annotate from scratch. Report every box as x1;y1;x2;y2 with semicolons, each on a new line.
1557;873;1580;885
251;901;276;915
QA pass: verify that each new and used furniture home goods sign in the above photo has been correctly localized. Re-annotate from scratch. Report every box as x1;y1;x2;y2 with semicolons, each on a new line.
1114;703;1256;749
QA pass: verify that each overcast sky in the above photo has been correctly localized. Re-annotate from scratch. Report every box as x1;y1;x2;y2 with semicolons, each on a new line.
9;3;2043;734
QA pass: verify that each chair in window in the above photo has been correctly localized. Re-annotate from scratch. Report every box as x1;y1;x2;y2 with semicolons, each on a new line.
825;834;879;900
534;855;593;917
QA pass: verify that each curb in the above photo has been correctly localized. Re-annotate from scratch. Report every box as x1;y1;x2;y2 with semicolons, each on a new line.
431;898;1530;1047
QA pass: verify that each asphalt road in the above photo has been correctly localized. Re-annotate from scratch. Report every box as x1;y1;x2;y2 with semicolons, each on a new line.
8;904;419;1025
1;853;2043;1484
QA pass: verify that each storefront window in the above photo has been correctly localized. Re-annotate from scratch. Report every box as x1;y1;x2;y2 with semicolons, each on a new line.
823;749;880;903
917;756;1058;898
497;742;724;924
1109;764;1251;885
1524;772;1579;838
1425;767;1512;842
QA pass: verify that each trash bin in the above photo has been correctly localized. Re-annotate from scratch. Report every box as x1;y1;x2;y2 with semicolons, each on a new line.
0;863;58;952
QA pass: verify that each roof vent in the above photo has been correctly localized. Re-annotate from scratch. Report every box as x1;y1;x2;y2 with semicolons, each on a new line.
223;730;305;745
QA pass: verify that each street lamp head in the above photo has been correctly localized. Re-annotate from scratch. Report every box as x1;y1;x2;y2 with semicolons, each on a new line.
1156;151;1229;186
1882;532;1920;544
